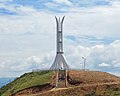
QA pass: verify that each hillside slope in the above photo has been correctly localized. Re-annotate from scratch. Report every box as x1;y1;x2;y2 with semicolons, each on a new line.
0;70;55;96
68;70;120;85
34;82;120;96
0;70;120;96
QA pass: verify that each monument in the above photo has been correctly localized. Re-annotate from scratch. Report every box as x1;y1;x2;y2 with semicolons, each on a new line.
50;16;69;87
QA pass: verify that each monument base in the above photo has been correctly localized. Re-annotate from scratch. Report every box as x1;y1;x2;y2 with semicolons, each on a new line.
55;70;68;88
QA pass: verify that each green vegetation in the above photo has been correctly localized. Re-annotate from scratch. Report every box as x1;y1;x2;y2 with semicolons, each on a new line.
0;70;54;96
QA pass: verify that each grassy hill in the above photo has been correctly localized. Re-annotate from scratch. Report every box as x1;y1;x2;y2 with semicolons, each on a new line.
0;70;120;96
0;70;54;96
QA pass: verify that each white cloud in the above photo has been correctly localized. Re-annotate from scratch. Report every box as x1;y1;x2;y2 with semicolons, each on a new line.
0;0;120;77
99;62;110;67
0;0;12;2
110;0;120;7
45;0;73;12
0;40;120;77
52;0;73;6
65;40;120;72
27;56;42;64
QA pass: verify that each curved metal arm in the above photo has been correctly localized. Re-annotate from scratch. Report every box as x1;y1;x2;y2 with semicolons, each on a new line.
61;16;65;24
55;16;65;31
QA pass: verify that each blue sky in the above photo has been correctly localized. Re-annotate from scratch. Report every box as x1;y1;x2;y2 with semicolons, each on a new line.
0;0;120;77
0;0;112;14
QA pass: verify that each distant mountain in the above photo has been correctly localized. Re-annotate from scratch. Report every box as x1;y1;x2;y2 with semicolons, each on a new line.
0;78;15;88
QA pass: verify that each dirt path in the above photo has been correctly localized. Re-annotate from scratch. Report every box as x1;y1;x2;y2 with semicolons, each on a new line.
22;82;120;96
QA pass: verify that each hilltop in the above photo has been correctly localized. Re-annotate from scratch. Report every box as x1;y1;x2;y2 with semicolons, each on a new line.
68;70;120;84
0;70;120;96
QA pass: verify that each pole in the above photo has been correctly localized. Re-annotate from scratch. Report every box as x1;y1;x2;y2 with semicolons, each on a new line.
56;70;59;87
65;70;68;87
82;57;86;71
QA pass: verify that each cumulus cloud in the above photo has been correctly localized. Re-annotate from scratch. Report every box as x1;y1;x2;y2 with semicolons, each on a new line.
99;62;110;67
52;0;73;6
0;40;120;77
0;54;54;77
0;0;120;77
27;56;42;64
65;40;120;72
110;0;120;7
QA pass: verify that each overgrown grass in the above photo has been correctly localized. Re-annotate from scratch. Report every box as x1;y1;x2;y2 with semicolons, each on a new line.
0;70;54;96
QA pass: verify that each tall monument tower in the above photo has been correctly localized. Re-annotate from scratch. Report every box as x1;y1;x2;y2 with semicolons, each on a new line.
50;16;69;70
50;16;69;87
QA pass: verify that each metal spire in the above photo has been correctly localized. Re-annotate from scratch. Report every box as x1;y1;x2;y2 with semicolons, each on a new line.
50;16;69;70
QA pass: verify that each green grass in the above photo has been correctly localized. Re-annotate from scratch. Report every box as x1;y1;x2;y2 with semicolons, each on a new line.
0;70;54;96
